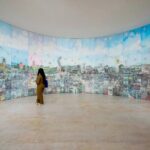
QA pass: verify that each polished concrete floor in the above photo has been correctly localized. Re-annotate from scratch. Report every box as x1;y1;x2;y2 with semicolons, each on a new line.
0;94;150;150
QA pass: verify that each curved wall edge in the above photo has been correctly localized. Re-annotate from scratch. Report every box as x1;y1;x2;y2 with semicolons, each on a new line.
0;20;150;100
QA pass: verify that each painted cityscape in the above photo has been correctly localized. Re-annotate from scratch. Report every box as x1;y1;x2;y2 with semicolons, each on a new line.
0;20;150;100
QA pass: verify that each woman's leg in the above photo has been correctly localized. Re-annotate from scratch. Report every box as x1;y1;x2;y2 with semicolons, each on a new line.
40;94;44;104
36;87;41;104
39;88;44;104
36;93;40;104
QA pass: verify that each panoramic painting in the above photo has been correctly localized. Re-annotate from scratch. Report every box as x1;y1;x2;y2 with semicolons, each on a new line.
0;20;150;100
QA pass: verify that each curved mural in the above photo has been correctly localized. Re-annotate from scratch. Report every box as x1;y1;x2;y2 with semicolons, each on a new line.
0;20;150;100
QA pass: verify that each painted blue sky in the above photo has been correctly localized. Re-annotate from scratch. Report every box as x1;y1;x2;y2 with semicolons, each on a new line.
0;20;150;67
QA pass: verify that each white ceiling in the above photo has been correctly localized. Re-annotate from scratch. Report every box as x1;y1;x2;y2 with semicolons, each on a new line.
0;0;150;38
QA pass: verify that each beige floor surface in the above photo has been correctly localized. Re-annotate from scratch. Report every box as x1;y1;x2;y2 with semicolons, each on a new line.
0;94;150;150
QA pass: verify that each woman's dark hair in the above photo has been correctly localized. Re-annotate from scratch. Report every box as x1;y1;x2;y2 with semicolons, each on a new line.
37;68;46;82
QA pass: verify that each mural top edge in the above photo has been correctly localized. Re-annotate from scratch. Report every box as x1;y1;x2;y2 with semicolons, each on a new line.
0;19;149;39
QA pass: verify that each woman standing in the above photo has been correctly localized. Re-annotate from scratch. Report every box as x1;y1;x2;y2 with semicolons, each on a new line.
36;68;46;104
